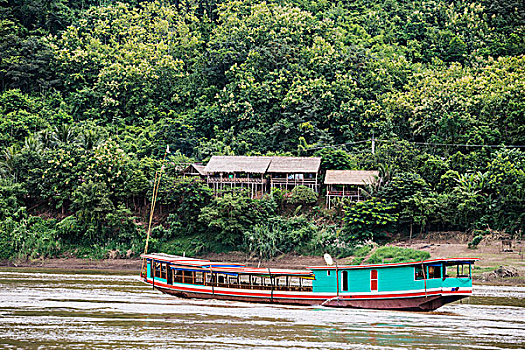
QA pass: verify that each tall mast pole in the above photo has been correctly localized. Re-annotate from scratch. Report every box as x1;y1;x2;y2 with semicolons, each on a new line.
144;145;170;255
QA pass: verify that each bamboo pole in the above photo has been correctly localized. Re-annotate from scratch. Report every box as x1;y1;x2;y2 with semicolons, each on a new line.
141;146;170;275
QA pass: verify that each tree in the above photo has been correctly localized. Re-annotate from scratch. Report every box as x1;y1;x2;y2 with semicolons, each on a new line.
163;177;213;237
484;149;525;235
343;199;398;243
315;148;355;170
0;90;48;148
199;193;276;249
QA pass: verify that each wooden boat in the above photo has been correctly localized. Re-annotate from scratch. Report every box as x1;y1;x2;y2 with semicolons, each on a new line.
140;253;477;311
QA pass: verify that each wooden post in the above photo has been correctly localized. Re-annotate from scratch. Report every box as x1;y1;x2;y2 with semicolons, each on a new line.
335;261;339;297
152;260;155;290
209;267;215;295
268;268;274;303
422;262;427;298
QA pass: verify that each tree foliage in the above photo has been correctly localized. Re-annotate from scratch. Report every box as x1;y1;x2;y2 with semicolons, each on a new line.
0;0;524;259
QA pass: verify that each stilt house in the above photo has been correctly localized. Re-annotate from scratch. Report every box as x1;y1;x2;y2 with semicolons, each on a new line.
201;156;322;198
267;157;321;193
203;156;272;198
324;170;379;208
181;163;207;179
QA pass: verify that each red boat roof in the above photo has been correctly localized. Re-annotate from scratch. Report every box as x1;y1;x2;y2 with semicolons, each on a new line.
142;254;477;275
141;253;246;268
141;253;314;277
308;258;480;270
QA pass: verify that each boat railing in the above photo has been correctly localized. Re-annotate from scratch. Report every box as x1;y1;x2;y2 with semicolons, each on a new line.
169;268;314;292
207;177;267;184
215;282;312;292
171;278;312;292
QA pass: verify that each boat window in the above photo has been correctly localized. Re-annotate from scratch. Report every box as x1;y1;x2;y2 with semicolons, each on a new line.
228;275;239;285
370;270;378;292
302;278;313;287
154;262;162;278
445;263;471;278
195;272;204;284
161;264;167;280
342;271;349;291
427;265;441;279
327;270;331;276
182;271;194;284
217;274;226;285
239;274;250;285
173;269;182;283
166;267;172;284
275;277;286;286
141;259;147;278
252;276;262;286
289;277;301;288
415;266;425;280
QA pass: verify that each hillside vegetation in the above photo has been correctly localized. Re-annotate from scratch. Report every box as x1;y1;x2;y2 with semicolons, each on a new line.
0;0;524;260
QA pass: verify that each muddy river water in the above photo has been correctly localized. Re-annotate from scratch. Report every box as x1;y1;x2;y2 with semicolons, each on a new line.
0;269;523;349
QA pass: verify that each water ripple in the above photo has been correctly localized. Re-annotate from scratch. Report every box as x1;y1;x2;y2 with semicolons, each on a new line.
0;269;523;349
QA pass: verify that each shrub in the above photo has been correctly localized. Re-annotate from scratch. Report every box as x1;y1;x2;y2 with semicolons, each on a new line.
288;185;318;205
468;235;483;249
305;225;356;258
243;216;317;259
366;246;430;264
0;216;61;260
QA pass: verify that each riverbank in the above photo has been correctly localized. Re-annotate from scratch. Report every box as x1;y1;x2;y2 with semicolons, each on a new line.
3;239;523;286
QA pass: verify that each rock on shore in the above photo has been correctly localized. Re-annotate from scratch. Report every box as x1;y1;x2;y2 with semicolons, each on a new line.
480;266;520;282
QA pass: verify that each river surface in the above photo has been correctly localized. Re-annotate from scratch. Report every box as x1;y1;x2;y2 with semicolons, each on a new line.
0;269;523;350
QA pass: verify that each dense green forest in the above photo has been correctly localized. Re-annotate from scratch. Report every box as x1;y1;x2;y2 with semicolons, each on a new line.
0;0;524;260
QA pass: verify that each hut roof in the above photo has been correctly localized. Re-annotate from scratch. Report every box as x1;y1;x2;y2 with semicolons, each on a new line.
192;164;207;175
324;170;379;185
204;156;272;174
182;163;207;176
204;156;322;174
267;157;321;173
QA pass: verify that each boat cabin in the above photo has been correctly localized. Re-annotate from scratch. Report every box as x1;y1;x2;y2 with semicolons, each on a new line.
309;258;474;294
142;254;314;293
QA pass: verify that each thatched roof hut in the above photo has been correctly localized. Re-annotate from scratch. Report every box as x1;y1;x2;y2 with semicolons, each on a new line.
267;157;321;174
182;163;207;176
204;156;273;174
204;156;322;174
324;170;379;185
